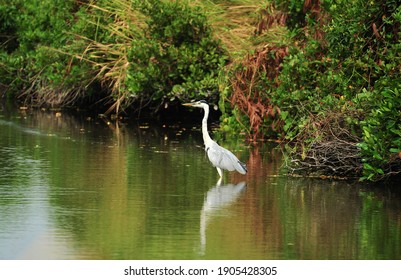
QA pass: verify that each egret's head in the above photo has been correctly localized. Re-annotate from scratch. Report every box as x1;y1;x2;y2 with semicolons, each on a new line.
182;100;209;109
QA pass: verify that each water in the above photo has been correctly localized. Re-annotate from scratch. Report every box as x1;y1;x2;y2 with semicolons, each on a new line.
1;107;401;260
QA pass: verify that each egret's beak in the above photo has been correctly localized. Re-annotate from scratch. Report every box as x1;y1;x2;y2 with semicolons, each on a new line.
182;102;195;107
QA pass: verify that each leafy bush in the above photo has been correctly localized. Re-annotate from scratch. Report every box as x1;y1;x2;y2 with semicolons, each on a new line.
359;85;401;181
1;0;226;112
0;0;95;105
125;0;227;109
325;0;401;180
225;0;401;181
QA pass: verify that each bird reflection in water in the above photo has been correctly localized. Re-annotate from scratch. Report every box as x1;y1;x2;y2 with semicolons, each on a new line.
199;178;246;255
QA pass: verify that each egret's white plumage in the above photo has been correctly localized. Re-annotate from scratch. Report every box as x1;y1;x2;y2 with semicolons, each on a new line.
183;100;247;177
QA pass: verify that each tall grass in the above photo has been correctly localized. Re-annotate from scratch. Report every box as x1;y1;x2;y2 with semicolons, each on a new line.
73;0;145;115
192;0;289;58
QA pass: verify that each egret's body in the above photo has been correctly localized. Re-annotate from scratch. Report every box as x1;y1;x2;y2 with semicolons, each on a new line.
183;100;247;177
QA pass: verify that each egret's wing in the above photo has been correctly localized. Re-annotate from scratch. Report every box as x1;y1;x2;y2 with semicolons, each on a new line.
206;142;247;174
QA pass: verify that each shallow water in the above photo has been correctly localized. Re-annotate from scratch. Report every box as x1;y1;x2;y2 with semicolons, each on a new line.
0;107;400;259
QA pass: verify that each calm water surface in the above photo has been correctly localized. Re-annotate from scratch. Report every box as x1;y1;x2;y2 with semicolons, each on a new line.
1;107;401;260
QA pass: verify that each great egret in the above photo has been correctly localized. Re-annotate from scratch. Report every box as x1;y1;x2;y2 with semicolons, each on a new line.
183;100;247;177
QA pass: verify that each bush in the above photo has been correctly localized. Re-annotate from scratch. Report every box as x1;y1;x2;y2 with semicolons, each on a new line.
226;0;401;181
0;0;227;113
359;85;401;181
125;0;227;110
325;0;401;180
0;0;95;105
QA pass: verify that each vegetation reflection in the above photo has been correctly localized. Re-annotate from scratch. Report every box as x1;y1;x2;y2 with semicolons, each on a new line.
0;109;400;259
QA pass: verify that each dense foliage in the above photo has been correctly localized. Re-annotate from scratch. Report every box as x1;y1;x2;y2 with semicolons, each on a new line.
125;0;226;111
0;0;225;112
0;0;98;106
226;0;401;181
279;0;401;181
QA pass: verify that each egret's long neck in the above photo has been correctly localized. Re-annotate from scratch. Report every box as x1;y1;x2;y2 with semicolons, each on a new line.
202;105;213;146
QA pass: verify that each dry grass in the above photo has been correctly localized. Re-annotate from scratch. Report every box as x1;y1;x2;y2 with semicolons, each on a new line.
229;46;288;141
74;0;146;115
191;0;288;59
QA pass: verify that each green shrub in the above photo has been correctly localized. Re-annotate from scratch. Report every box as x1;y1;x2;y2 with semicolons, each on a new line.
359;85;401;181
230;0;401;181
325;0;401;180
125;0;227;107
0;0;91;103
1;0;227;111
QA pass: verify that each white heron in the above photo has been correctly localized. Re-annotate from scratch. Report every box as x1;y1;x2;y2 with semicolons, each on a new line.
183;100;247;177
200;180;246;254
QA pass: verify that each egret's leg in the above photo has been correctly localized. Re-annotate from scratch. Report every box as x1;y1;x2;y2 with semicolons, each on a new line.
216;167;223;178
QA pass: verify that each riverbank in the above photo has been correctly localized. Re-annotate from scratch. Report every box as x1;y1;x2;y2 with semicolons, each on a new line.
1;0;400;182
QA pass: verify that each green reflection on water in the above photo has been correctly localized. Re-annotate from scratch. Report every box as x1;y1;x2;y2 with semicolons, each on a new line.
0;108;400;260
